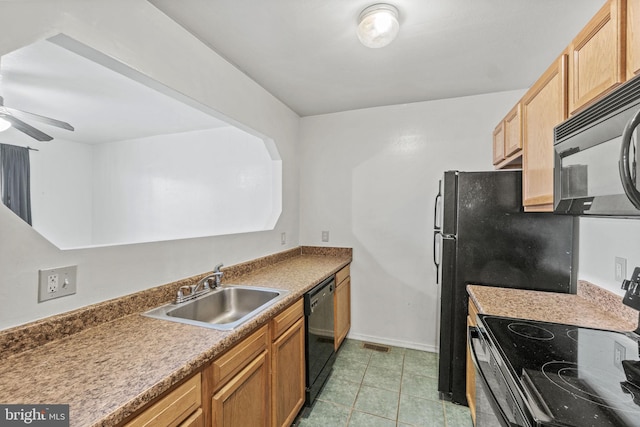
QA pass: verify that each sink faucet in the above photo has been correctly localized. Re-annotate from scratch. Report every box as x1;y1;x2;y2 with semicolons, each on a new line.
175;263;224;303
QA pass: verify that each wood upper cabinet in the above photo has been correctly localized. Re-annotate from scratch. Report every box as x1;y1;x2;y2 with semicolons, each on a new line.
466;298;479;427
569;0;626;114
334;265;351;351
522;54;568;211
493;103;522;169
492;121;505;165
125;373;202;427
271;299;305;427
504;103;522;157
628;0;640;78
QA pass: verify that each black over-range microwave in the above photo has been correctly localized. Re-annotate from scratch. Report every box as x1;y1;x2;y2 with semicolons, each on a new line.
554;73;640;216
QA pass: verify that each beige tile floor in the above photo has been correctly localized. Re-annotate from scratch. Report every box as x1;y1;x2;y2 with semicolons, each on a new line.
296;339;473;427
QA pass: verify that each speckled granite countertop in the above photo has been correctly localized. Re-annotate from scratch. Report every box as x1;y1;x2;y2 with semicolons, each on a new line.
0;247;351;427
467;281;639;331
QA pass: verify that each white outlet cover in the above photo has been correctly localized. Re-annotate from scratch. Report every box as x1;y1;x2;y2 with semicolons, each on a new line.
39;265;77;302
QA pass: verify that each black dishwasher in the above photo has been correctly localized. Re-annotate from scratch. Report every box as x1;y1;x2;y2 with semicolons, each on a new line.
304;276;336;406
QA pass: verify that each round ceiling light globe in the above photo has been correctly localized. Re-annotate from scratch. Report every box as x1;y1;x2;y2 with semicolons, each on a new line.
357;4;400;48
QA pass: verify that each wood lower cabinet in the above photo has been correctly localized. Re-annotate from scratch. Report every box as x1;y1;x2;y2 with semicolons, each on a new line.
629;0;640;78
203;324;270;427
466;299;479;426
203;299;306;427
271;300;305;427
124;373;202;427
522;53;568;212
334;265;351;350
181;409;204;427
569;0;626;114
211;351;270;427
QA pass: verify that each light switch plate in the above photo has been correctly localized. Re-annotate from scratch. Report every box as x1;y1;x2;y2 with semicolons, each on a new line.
39;265;77;302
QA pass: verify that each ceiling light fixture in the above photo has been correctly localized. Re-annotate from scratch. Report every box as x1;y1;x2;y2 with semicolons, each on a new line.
0;117;10;132
357;3;400;48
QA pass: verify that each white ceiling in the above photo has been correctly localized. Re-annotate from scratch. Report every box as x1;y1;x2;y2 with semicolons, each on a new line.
149;0;607;117
0;37;228;145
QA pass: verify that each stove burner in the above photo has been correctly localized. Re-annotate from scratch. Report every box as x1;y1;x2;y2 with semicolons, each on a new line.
542;361;640;414
507;322;555;341
566;329;579;342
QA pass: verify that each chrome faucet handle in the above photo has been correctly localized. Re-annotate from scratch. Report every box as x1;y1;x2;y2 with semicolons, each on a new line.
213;263;224;287
176;285;192;303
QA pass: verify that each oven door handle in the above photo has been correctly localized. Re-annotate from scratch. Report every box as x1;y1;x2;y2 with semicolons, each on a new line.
619;108;640;209
468;326;514;427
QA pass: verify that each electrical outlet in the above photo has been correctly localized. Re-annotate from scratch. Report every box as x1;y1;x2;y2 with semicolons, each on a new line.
281;232;286;245
39;265;77;302
322;230;330;242
47;274;59;293
615;256;627;281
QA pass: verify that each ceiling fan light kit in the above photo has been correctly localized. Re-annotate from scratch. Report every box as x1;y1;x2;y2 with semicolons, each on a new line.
0;116;11;132
357;3;400;48
0;95;74;141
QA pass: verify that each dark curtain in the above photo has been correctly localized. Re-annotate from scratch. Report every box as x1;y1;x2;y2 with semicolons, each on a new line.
0;143;32;225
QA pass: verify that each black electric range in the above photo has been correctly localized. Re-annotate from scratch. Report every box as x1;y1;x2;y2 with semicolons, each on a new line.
471;315;640;427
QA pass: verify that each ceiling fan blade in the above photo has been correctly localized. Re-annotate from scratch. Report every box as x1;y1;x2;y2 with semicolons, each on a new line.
1;113;53;141
5;107;74;131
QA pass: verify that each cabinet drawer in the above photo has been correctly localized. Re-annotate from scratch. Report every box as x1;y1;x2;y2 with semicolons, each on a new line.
125;373;201;427
335;265;350;286
211;324;269;390
271;298;303;340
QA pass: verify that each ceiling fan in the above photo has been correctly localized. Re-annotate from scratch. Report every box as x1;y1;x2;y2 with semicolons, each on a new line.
0;95;74;141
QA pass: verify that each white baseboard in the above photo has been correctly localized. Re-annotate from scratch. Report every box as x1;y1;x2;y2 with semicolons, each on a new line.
345;332;439;354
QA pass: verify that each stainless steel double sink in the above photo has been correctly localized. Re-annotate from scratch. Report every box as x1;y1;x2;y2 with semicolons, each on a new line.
144;285;289;330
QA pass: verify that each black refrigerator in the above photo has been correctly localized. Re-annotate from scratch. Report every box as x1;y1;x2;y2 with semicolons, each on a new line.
433;170;577;405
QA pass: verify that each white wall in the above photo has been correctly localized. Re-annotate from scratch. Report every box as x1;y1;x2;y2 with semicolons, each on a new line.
22;139;94;248
299;90;526;351
0;0;300;329
578;217;640;295
91;127;280;247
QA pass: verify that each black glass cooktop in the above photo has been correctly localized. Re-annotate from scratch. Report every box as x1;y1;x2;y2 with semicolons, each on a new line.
481;315;640;427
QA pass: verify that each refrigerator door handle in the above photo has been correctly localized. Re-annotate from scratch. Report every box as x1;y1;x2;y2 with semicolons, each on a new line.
434;192;442;230
433;231;441;283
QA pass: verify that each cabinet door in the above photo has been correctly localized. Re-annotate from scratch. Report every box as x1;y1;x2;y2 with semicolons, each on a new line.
522;54;568;211
492;121;505;166
629;0;640;78
212;351;270;427
504;103;522;157
271;317;305;427
466;299;479;426
569;0;625;113
334;277;351;350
